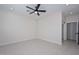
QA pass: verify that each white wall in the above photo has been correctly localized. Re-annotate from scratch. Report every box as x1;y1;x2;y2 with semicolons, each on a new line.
62;16;67;40
0;11;36;45
0;11;63;45
37;12;62;45
62;14;66;40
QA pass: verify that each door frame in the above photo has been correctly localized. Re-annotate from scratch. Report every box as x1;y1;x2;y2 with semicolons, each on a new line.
64;22;78;43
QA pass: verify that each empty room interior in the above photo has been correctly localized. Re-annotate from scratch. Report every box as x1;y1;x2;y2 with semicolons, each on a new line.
0;4;79;55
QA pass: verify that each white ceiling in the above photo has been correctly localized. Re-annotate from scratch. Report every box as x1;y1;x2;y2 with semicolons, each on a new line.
0;4;79;17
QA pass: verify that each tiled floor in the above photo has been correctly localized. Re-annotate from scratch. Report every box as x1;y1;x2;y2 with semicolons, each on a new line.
0;39;79;55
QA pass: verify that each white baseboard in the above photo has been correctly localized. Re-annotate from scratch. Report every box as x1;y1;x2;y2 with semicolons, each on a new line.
38;37;62;45
0;37;62;46
0;38;34;46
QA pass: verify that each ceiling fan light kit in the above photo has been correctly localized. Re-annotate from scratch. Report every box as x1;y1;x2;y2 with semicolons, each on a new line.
26;4;46;16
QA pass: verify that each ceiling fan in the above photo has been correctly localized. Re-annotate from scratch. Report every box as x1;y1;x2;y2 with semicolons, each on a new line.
26;4;46;16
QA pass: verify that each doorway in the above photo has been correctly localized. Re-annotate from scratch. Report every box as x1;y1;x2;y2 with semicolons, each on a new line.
67;22;77;43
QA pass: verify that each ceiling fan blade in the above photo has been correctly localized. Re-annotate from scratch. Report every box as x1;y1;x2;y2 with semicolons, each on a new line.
38;10;46;12
26;6;35;10
36;4;40;10
37;12;40;16
30;11;35;14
